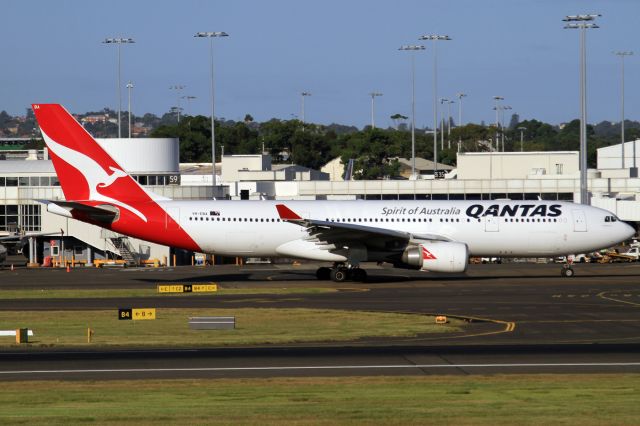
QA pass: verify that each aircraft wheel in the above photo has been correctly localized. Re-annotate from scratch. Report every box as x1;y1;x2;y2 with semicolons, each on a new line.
561;267;575;277
330;268;348;283
316;267;331;280
351;268;367;282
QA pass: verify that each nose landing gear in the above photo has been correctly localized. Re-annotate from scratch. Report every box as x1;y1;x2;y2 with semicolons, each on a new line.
561;256;575;277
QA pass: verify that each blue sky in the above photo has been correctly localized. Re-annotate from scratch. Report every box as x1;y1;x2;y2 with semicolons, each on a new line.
2;0;639;128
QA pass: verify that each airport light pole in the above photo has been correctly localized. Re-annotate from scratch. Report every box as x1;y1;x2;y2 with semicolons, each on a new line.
399;45;425;179
300;91;311;130
419;34;451;172
369;92;383;129
126;81;133;139
501;106;512;151
169;85;185;123
614;51;633;169
446;99;454;149
456;93;466;127
456;93;466;152
102;37;135;139
195;31;228;192
439;98;448;151
493;96;504;152
564;14;600;204
518;126;527;152
181;95;197;116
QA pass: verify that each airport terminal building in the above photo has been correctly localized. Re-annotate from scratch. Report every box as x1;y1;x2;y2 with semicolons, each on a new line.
1;137;639;266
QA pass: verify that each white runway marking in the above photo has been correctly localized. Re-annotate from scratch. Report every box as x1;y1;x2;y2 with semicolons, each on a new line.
1;362;640;375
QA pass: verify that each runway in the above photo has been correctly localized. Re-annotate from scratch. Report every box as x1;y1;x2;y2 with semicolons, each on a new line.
1;261;639;380
0;344;640;380
1;262;639;345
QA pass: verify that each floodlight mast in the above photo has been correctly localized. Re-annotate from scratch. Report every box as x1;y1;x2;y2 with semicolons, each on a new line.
446;99;454;149
399;45;425;180
194;31;228;194
493;96;504;152
300;92;312;130
369;92;383;129
181;95;197;116
102;37;135;139
563;14;600;205
440;98;448;150
518;127;527;152
456;93;467;151
419;34;451;172
126;81;133;138
614;51;633;169
169;85;186;123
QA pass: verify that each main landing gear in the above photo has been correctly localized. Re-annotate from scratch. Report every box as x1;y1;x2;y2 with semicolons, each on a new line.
561;256;575;277
316;264;368;283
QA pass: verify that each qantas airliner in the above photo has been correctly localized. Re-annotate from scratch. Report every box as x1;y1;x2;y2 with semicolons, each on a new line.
32;104;635;281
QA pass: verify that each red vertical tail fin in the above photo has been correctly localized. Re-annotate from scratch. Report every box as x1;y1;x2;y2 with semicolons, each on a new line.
32;104;152;204
32;104;201;251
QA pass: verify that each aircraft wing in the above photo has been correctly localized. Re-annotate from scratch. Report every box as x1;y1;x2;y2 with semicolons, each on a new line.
275;204;451;246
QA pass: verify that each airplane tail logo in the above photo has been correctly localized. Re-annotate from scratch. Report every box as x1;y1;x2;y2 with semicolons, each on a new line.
32;104;151;222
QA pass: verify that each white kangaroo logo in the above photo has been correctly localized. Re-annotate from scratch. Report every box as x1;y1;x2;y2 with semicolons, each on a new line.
41;129;148;222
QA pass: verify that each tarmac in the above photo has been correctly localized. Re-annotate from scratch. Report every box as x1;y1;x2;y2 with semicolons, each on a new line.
0;260;639;380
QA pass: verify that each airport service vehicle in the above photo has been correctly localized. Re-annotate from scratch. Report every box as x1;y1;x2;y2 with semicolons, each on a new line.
601;246;640;263
32;104;636;280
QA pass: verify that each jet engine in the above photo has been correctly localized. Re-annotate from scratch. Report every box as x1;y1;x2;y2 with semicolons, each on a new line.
400;241;469;273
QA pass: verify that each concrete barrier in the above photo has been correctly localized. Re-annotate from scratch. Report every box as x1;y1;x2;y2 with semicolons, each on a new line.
189;316;235;330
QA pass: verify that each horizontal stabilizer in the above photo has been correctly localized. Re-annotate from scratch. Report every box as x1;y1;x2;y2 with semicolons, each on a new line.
38;200;119;223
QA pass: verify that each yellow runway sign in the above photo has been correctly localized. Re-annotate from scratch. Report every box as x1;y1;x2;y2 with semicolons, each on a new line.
157;283;218;293
118;308;156;320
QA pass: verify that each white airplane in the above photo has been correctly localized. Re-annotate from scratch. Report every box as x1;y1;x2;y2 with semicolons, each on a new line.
32;104;635;281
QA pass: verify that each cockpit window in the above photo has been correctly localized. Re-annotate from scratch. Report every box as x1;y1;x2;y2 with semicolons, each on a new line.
604;215;618;223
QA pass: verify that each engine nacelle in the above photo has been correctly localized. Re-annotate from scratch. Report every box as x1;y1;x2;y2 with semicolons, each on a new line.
401;241;469;273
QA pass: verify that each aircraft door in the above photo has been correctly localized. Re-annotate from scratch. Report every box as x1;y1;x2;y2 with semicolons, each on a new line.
484;215;499;232
572;209;587;232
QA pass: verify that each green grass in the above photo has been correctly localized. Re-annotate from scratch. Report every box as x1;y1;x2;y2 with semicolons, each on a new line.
0;287;336;299
0;308;461;348
0;375;638;424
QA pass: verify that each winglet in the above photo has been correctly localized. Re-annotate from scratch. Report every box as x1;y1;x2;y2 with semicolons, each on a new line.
276;204;303;221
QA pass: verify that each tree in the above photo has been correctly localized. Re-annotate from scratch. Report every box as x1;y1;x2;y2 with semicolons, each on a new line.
390;113;408;129
508;113;520;130
0;111;10;127
152;116;213;162
339;129;402;179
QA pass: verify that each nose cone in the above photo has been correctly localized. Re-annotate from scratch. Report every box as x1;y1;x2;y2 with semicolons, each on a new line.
620;222;636;242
